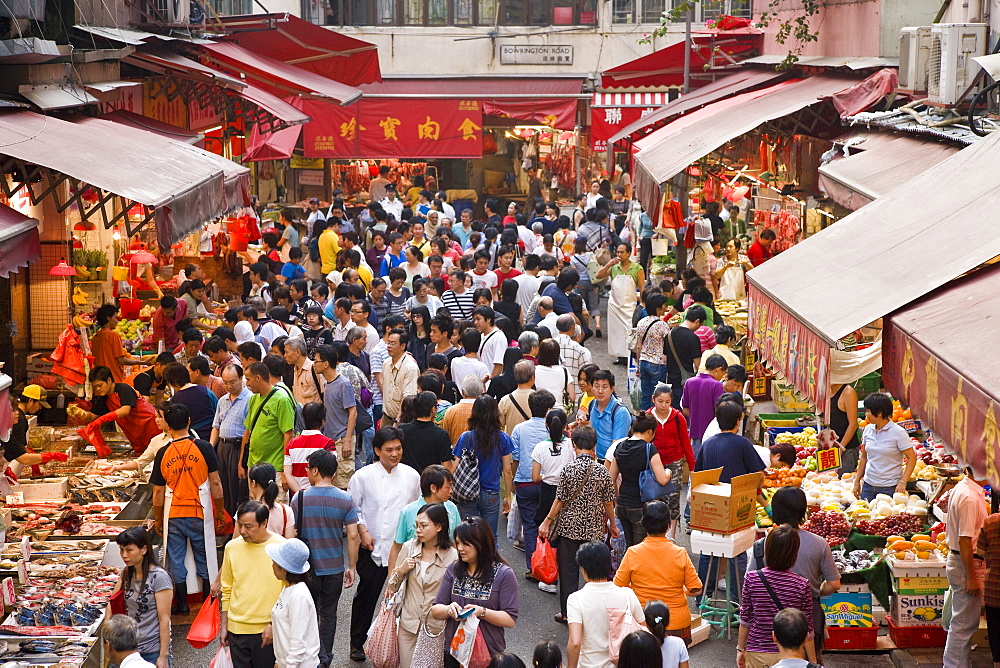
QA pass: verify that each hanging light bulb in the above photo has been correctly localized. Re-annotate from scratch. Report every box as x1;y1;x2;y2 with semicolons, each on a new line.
112;230;121;241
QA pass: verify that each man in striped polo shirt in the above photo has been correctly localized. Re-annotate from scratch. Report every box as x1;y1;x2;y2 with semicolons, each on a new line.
293;449;359;668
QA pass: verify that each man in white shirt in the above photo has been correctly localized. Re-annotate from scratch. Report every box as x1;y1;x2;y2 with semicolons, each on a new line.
555;315;591;392
535;297;560;338
451;328;491;386
379;184;404;222
349;301;380;354
514;254;542;316
329;297;353;342
473;305;507;378
102;614;157;668
469;250;498;291
347;427;419;662
435;191;456;221
381;328;419;425
284;337;325;406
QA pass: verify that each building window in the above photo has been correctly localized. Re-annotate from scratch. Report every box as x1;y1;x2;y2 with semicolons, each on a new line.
316;0;608;25
613;0;752;24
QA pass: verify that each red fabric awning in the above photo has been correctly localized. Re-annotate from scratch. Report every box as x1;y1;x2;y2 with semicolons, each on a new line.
198;41;363;105
360;77;584;129
0;203;40;278
601;31;762;89
884;263;1000;485
244;123;302;161
211;13;380;87
831;68;898;118
238;84;311;126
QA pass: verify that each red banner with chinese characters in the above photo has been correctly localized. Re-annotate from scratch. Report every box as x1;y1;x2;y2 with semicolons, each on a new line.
301;99;483;159
589;106;657;152
481;98;577;130
884;323;1000;485
747;282;831;413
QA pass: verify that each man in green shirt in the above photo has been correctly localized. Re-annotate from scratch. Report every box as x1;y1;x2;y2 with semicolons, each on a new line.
240;362;295;480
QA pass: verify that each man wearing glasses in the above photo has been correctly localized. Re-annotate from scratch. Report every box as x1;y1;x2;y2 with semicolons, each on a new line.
210;364;252;518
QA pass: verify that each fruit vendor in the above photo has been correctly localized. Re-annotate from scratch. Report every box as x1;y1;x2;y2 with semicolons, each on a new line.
851;392;916;502
3;384;69;477
70;366;160;455
91;304;155;384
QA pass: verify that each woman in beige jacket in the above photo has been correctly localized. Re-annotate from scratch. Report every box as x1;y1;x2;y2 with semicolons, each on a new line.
386;503;458;667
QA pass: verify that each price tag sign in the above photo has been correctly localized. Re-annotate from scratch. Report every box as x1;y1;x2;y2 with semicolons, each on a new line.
1;577;14;606
817;447;841;473
16;559;27;585
5;493;23;506
20;535;30;563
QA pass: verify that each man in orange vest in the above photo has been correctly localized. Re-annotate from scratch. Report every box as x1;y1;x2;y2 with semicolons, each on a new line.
151;403;227;614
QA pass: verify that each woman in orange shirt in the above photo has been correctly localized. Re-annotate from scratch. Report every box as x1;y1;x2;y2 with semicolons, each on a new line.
614;500;702;645
91;304;153;383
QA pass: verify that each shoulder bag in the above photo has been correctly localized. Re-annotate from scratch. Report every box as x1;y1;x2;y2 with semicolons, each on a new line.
410;610;445;668
627;317;658;354
509;396;530;421
639;442;675;502
607;587;643;665
666;328;696;386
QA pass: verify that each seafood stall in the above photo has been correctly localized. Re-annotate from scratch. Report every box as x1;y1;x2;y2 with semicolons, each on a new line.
0;425;156;666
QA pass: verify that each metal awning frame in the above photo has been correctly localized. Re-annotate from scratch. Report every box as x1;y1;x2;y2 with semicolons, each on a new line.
0;156;156;236
144;75;289;135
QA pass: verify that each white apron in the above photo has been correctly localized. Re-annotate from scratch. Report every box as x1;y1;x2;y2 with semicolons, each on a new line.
718;265;747;301
161;479;219;590
608;272;637;358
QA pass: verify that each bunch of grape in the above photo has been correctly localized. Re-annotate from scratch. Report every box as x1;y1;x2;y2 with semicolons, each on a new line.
802;510;851;546
854;514;925;537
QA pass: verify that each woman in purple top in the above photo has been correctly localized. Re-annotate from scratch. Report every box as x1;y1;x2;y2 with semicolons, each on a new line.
737;526;817;667
432;517;519;664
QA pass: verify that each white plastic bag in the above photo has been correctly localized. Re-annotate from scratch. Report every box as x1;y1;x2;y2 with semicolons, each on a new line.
449;613;481;667
506;496;522;542
209;646;234;668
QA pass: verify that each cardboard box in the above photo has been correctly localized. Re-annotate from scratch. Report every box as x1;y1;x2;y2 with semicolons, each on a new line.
11;477;69;501
689;468;762;534
894;576;949;595
890;593;946;626
821;592;874;628
689;616;711;647
772;381;812;413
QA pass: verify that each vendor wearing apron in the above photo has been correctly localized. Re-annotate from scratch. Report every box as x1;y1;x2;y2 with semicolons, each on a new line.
151;402;227;615
3;385;69;479
74;366;160;455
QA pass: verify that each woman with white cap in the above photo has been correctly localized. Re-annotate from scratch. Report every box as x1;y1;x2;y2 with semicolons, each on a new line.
265;538;321;668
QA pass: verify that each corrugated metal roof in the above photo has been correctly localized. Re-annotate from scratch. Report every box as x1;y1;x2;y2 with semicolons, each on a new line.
73;25;171;45
844;107;983;146
18;84;99;110
743;55;899;70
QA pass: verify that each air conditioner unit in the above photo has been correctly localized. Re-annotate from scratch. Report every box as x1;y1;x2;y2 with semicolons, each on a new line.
927;23;987;106
898;26;933;93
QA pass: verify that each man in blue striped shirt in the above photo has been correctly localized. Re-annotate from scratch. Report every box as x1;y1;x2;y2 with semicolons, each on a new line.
210;365;251;519
293;449;359;668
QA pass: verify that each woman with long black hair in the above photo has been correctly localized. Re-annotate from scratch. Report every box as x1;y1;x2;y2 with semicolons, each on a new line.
406;304;433;372
451;395;514;537
531;408;576;532
113;527;172;667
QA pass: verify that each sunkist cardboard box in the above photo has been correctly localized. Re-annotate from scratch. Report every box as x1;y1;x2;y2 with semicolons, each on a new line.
890;593;946;626
689;468;763;534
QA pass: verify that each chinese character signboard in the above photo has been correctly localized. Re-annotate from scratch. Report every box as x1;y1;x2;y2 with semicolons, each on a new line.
590;106;658;152
747;282;831;414
816;447;841;473
302;99;483;159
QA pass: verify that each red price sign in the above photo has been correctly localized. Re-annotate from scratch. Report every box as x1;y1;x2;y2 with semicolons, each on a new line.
817;447;841;473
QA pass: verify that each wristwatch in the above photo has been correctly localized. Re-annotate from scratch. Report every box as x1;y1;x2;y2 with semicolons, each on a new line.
477;608;486;619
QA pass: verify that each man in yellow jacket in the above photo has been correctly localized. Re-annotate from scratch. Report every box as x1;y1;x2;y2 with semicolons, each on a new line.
220;500;286;667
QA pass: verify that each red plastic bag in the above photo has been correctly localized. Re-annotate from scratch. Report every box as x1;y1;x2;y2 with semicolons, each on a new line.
470;627;491;668
109;589;126;616
531;538;558;585
187;595;220;648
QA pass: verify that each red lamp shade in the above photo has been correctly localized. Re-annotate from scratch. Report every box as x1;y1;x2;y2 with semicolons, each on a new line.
49;259;77;276
130;250;156;264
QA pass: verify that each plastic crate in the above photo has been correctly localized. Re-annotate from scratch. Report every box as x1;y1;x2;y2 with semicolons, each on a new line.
765;426;806;447
825;625;879;651
886;615;946;648
852;372;882;395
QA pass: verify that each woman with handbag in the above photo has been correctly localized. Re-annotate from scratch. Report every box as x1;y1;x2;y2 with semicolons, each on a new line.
534;340;575;409
386;503;458;667
648;384;694;539
632;293;671;411
596;243;645;366
431;518;519;666
606;413;671;547
737;526;817;667
112;527;172;668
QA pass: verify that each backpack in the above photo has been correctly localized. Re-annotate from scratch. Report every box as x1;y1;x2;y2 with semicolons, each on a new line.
451;434;481;504
275;383;305;434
